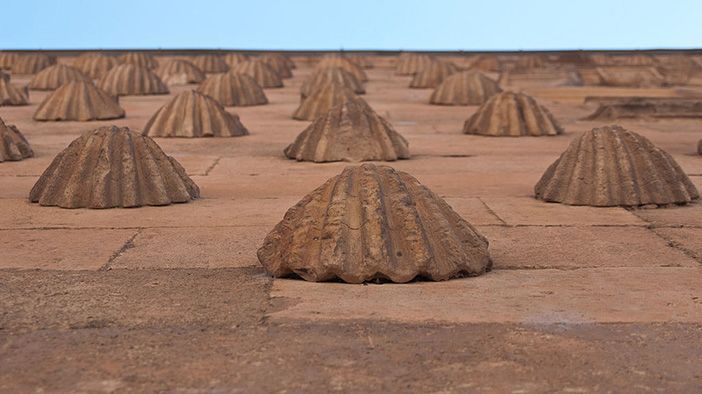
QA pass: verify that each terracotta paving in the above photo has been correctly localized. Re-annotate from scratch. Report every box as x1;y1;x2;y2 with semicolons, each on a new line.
1;54;701;392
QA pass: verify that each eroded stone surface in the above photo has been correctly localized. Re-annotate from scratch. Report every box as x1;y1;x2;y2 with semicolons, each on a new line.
143;90;248;138
463;91;563;136
535;125;699;207
98;64;169;96
29;126;199;208
33;80;125;121
285;98;409;162
258;163;491;283
197;72;268;106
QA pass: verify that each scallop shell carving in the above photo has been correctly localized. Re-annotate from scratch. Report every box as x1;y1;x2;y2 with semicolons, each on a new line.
535;125;699;207
395;53;433;75
28;64;90;90
0;79;29;106
197;72;267;107
463;91;563;137
223;53;249;68
430;71;502;105
292;82;361;121
191;55;229;74
142;90;248;138
34;80;125;121
0;118;33;162
316;57;368;82
12;54;56;74
260;54;293;79
409;60;458;88
98;64;169;96
285;98;410;162
257;163;491;283
229;60;283;88
73;53;119;79
29;126;199;209
120;52;159;69
300;67;365;98
157;60;206;84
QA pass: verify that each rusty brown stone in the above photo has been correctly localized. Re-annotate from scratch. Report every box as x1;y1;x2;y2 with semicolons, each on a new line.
33;80;124;121
463;91;563;137
292;81;361;121
257;163;491;283
430;71;501;105
29;126;199;209
0;118;33;162
229;60;283;88
300;67;365;98
285;98;409;162
143;90;248;138
28;64;90;91
197;72;267;106
535;125;699;207
157;59;206;84
98;64;169;96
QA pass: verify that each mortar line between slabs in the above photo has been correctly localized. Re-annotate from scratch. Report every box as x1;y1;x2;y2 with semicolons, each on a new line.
1;223;700;231
646;227;702;266
476;197;507;225
202;156;222;176
100;228;143;271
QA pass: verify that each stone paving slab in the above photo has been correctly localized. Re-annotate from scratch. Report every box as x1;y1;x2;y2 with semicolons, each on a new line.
481;197;647;226
633;204;702;227
0;198;297;229
110;226;270;269
0;228;137;270
269;268;702;324
480;225;699;269
654;227;702;262
1;323;700;393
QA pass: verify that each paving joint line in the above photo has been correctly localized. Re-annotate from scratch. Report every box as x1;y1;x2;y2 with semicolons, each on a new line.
647;228;702;266
100;228;143;271
476;197;507;225
203;156;222;176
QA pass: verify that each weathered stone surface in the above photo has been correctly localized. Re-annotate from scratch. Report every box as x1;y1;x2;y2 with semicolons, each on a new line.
463;91;563;137
316;56;368;82
98;64;169;96
409;60;457;88
285;98;409;162
535;125;699;207
0;51;18;70
300;67;364;98
33;80;124;121
395;53;433;75
0;118;33;162
589;66;666;87
258;163;491;283
0;79;28;106
191;54;229;74
29;126;199;208
11;53;56;74
72;53;119;79
229;60;283;88
28;64;90;90
156;59;206;84
143;90;248;138
584;97;702;120
120;52;158;69
292;81;361;121
430;71;501;105
197;72;267;106
260;53;293;78
222;53;249;68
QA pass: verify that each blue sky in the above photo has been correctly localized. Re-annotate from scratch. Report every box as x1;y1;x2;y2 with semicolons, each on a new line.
1;0;700;50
